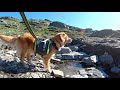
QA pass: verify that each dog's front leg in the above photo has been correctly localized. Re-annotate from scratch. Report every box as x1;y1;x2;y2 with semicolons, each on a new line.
20;50;27;65
27;53;35;66
43;56;52;73
20;52;30;69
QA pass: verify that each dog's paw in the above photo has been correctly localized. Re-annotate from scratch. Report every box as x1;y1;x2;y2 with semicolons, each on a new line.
45;68;52;73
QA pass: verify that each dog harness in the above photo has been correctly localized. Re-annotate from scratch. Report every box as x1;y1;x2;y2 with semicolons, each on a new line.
33;37;58;56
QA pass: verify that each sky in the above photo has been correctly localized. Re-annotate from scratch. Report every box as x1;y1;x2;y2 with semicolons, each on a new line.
0;12;120;30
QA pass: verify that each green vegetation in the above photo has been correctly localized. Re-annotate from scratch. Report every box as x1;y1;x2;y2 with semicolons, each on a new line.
0;17;86;38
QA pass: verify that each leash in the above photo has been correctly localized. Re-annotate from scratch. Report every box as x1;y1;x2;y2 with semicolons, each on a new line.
19;12;37;40
19;12;37;54
19;12;58;56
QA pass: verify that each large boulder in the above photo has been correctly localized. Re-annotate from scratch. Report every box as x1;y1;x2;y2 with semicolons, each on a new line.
49;21;66;28
111;67;120;74
99;52;114;66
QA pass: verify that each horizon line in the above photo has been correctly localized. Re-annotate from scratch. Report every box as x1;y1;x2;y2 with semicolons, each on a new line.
0;16;119;31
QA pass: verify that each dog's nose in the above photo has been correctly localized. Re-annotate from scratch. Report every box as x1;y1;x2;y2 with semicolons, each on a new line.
69;38;72;43
67;38;72;43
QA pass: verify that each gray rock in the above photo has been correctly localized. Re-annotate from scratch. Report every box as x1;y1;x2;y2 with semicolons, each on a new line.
78;67;109;78
97;66;105;71
70;75;86;78
56;52;78;60
69;46;78;52
49;21;66;28
79;69;87;75
14;57;20;62
6;50;16;56
58;62;83;76
0;74;4;78
30;73;40;78
72;37;120;65
78;52;88;59
65;75;71;78
56;47;72;54
52;69;64;78
0;60;5;65
118;64;120;68
55;52;87;60
98;69;109;78
82;57;90;64
0;67;3;71
11;61;18;65
90;55;99;63
90;30;120;38
62;52;81;60
62;53;75;60
55;54;62;59
99;52;114;65
3;75;8;78
86;67;109;78
111;67;120;74
65;74;88;78
82;55;98;65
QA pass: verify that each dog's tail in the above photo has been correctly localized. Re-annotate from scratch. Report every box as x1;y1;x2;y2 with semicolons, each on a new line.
0;34;18;45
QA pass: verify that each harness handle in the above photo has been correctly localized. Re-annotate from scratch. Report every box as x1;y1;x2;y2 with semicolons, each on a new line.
19;12;37;40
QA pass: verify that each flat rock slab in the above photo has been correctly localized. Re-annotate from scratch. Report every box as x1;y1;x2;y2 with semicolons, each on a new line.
51;69;64;78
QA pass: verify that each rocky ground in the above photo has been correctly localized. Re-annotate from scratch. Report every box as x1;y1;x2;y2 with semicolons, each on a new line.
0;16;120;78
0;37;120;78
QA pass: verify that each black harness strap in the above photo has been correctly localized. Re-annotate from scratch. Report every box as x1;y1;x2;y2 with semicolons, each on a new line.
50;39;59;50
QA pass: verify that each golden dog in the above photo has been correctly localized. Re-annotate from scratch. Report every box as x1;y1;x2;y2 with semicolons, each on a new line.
0;32;72;72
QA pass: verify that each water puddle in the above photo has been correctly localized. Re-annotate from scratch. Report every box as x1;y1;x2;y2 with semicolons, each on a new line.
57;61;83;75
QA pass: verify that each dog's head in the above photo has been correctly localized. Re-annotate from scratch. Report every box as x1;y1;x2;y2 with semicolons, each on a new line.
51;32;72;48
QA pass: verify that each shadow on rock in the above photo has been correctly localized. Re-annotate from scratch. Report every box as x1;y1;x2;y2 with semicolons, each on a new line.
0;59;40;74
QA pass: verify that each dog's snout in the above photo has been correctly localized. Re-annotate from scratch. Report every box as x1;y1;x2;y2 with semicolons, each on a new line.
67;38;72;43
69;38;72;43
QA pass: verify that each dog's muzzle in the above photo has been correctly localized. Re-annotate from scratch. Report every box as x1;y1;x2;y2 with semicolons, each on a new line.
67;38;72;43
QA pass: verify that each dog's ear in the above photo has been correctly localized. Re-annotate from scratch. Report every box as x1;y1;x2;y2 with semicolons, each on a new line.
57;34;65;42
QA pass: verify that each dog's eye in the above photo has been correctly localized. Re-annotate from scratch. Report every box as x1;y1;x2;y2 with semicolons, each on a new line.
62;34;65;36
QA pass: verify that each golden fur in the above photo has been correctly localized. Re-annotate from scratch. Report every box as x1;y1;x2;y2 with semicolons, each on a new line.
0;32;72;72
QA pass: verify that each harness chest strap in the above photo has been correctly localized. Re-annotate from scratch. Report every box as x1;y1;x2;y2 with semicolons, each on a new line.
46;40;52;54
34;40;37;56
